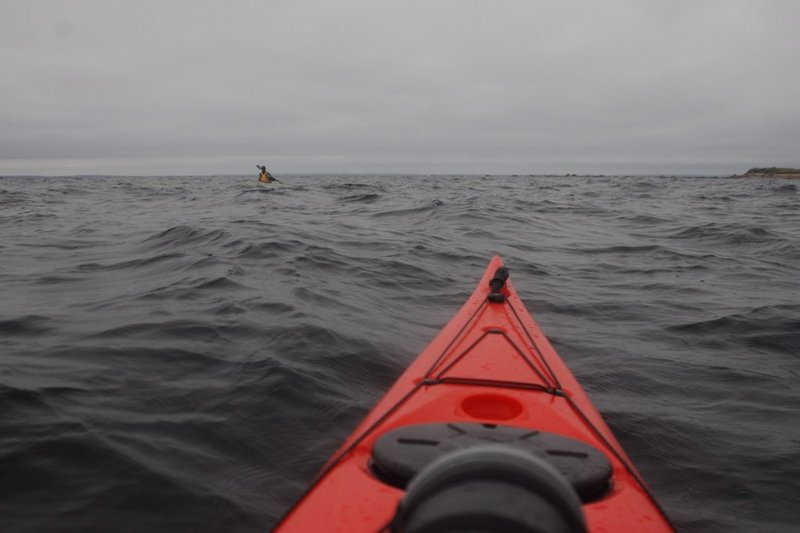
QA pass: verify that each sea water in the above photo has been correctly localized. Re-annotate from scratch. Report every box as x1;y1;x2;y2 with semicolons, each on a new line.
1;174;798;532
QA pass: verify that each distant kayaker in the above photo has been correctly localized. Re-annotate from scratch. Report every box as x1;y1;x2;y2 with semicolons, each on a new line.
257;165;274;183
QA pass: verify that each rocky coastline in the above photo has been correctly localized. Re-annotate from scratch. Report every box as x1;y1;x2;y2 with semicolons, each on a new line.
739;167;800;179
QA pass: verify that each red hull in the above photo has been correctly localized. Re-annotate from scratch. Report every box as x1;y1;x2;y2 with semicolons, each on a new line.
276;256;673;532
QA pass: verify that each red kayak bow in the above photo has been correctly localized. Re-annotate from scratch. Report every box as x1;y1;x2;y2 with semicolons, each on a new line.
276;256;673;532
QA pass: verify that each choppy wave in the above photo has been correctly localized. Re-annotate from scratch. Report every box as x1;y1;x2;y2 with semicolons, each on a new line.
1;174;799;532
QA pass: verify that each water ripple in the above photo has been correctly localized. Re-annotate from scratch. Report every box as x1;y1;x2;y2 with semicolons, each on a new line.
0;174;798;532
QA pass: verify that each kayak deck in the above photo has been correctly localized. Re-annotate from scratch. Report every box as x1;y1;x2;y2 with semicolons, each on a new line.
276;256;673;532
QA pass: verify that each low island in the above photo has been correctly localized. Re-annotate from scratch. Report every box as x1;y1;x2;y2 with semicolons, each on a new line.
740;167;800;179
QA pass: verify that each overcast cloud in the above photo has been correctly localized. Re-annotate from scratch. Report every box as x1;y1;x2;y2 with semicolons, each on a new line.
1;0;798;175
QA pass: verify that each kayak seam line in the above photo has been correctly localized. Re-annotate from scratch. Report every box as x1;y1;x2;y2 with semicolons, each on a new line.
507;299;563;390
507;296;673;528
425;300;488;377
496;329;557;389
274;381;425;528
560;393;676;530
432;329;493;378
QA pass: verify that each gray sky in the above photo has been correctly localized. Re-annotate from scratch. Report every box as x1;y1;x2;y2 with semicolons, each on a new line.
1;0;798;176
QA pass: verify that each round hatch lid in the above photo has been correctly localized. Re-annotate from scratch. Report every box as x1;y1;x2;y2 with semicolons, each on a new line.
372;422;612;500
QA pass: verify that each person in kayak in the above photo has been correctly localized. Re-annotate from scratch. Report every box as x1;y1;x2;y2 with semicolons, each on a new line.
257;165;274;183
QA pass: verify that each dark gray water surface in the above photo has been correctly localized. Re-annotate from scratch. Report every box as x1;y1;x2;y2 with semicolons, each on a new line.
1;174;798;532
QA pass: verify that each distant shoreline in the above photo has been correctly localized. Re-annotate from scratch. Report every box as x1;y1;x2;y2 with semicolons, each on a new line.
3;171;799;179
739;167;800;179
